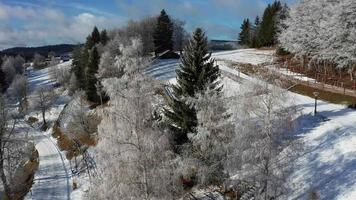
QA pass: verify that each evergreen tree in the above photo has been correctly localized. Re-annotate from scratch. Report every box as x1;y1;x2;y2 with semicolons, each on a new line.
153;9;174;55
164;28;221;149
85;47;100;102
251;16;261;48
0;58;7;93
86;27;101;50
71;46;86;90
100;29;109;46
255;16;261;26
238;19;252;46
257;1;283;47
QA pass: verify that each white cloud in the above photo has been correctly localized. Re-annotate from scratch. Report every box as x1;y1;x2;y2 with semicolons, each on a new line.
0;3;125;50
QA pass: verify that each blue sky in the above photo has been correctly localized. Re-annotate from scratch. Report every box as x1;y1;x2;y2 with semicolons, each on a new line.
0;0;296;50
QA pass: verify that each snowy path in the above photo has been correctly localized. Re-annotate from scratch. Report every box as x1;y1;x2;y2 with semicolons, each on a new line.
148;49;356;200
24;64;73;200
28;126;71;200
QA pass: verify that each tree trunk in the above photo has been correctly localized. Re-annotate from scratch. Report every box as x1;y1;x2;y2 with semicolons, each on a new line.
0;148;12;200
42;108;46;126
350;66;355;81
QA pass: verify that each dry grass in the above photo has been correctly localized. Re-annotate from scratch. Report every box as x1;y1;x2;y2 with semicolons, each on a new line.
52;116;99;160
26;116;39;125
4;147;39;200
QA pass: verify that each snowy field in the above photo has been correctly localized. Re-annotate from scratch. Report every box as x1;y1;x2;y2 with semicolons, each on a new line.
148;49;356;200
145;49;275;81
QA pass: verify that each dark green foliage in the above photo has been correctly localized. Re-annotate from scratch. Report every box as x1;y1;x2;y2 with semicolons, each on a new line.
100;29;109;46
86;27;101;50
174;28;222;97
239;1;285;48
72;27;105;102
0;58;7;93
153;9;174;55
256;1;283;47
85;47;100;102
71;46;87;90
255;16;261;26
238;19;252;46
164;28;221;149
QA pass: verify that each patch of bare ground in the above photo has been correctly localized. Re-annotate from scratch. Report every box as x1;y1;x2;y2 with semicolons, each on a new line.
52;120;99;160
52;101;101;160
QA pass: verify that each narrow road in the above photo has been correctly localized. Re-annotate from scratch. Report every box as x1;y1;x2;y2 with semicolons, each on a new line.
26;127;71;200
23;66;72;200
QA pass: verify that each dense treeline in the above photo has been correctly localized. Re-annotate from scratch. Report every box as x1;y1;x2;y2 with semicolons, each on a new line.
0;44;77;61
0;55;25;93
238;0;287;48
279;0;356;81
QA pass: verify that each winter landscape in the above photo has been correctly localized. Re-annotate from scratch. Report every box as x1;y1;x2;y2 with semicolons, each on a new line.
0;0;355;199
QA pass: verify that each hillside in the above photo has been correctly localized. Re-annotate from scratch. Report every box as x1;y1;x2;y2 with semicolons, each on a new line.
0;44;79;60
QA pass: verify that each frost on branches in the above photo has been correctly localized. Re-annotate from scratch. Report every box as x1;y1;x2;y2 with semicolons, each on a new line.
279;0;356;79
180;89;233;187
88;39;181;200
228;78;298;200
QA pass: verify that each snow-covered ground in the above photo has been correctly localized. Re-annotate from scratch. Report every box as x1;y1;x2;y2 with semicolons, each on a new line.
23;63;73;200
145;49;275;81
213;48;275;65
149;49;356;200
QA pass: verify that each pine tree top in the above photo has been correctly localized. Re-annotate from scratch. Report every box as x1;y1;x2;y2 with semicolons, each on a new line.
174;28;221;98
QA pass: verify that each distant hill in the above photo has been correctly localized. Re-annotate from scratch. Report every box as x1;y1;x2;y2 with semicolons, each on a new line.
0;44;79;61
209;39;240;51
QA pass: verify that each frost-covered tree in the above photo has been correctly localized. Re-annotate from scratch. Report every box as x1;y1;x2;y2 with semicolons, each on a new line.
279;0;356;80
9;75;28;113
50;61;71;87
164;28;221;148
172;19;189;52
2;57;17;86
182;89;233;187
32;53;46;69
89;39;181;199
13;55;25;75
0;96;32;199
97;38;145;79
228;78;297;200
32;86;57;129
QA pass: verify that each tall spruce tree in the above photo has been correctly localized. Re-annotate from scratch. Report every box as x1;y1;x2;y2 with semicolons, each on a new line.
85;47;100;102
153;9;174;55
71;46;86;90
164;28;221;149
86;27;101;50
100;29;109;45
257;1;282;47
251;16;261;48
0;58;7;93
238;19;252;46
